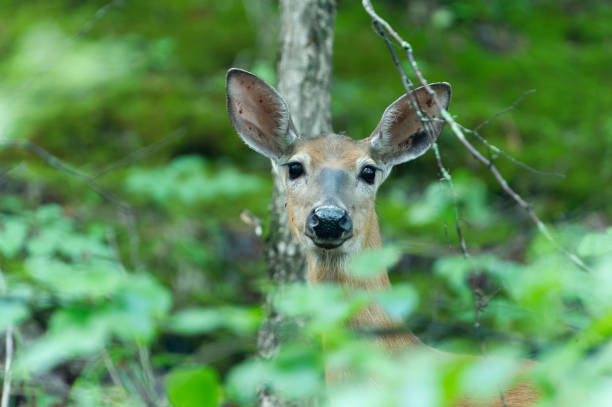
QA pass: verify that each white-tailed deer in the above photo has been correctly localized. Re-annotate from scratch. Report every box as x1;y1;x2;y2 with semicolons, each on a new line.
226;68;538;406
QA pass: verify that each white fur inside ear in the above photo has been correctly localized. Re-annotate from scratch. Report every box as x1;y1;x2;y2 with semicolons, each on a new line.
367;82;451;166
379;103;402;142
226;69;297;160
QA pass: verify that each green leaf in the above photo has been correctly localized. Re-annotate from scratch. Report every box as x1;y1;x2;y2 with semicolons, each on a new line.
431;7;455;29
25;257;125;300
0;300;30;334
460;354;519;400
125;156;266;207
375;283;419;321
16;307;113;373
274;284;368;333
0;216;28;258
167;307;261;335
226;359;270;403
578;228;612;256
166;366;219;407
350;246;402;279
112;273;172;342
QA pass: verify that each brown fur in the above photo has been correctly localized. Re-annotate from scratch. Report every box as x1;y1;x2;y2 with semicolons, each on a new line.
227;70;537;406
286;134;539;407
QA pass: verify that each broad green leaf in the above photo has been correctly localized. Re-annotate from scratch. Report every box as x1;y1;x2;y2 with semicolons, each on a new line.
274;284;368;333
112;273;172;342
350;246;402;279
25;257;125;300
166;366;219;407
460;354;519;400
125;156;265;207
226;359;270;403
375;283;419;321
227;347;322;403
26;221;111;259
34;204;64;224
167;307;261;335
0;216;28;258
16;307;113;373
0;300;30;333
578;228;612;256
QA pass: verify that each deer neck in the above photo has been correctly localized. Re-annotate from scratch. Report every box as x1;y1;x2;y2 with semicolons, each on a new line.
305;210;423;349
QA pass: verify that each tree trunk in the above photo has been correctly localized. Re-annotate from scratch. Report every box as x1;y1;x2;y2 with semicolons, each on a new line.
257;1;336;406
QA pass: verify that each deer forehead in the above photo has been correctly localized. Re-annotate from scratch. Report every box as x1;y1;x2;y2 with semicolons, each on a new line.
292;133;372;170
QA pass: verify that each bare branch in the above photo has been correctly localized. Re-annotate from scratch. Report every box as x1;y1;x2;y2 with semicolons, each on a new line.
0;139;132;213
137;345;158;402
474;89;536;132
362;0;591;273
458;89;566;178
461;124;566;178
94;128;185;179
103;350;124;389
0;268;14;407
18;0;126;92
1;327;13;407
241;209;263;237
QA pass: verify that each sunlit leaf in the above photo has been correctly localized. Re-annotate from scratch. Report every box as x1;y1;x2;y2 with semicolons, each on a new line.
274;284;368;333
226;358;270;403
16;307;113;373
112;273;172;342
460;354;520;400
578;228;612;256
0;300;30;334
166;366;219;407
25;257;125;300
0;216;28;258
125;156;266;207
375;283;419;321
350;245;402;279
167;306;261;335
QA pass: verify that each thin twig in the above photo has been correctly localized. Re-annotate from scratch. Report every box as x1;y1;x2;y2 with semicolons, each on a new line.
467;88;566;178
106;227;158;406
127;361;157;407
137;345;157;397
0;163;25;187
443;224;453;250
0;139;132;213
241;209;263;237
17;0;126;92
103;350;124;389
362;0;591;273
432;143;469;257
1;327;13;407
474;89;536;132
376;18;474;260
0;268;13;407
94;128;186;179
374;21;471;257
120;210;143;272
462;124;566;178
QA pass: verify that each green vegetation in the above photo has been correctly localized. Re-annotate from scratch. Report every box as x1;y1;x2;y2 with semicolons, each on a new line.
0;0;610;406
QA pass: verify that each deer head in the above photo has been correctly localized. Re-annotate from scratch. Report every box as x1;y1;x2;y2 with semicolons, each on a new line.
226;68;450;266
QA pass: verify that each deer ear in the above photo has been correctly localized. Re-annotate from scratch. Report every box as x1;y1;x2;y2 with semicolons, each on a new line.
368;82;451;166
226;68;297;160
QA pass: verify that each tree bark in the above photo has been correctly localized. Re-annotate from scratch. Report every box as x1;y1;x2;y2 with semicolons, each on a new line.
257;1;336;406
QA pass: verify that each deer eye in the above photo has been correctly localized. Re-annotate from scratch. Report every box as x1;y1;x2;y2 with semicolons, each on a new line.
359;165;377;185
284;162;304;180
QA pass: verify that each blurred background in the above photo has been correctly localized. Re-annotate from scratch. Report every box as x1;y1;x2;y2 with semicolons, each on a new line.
0;0;611;406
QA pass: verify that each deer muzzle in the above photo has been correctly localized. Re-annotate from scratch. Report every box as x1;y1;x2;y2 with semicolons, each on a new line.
305;205;353;249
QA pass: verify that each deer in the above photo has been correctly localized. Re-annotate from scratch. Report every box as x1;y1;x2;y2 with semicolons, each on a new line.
225;68;538;407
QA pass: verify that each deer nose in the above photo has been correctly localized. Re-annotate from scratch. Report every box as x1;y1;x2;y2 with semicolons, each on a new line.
306;205;353;242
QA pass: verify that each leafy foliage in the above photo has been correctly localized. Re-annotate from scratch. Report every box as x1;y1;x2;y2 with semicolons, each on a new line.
166;366;219;407
0;0;610;406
